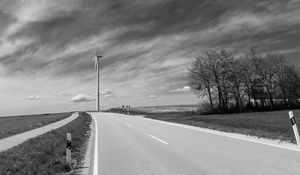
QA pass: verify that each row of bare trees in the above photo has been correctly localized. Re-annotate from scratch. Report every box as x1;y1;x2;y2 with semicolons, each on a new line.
188;49;300;113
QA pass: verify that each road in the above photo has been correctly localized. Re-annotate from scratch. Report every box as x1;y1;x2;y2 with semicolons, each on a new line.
92;112;300;175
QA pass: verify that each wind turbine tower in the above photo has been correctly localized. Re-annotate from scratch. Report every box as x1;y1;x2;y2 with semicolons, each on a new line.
95;50;102;111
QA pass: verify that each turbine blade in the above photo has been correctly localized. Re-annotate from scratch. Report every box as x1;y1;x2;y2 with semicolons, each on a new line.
93;56;97;71
94;57;97;71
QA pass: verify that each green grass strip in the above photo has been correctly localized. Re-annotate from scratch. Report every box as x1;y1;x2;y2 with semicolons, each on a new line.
0;112;91;175
0;113;72;139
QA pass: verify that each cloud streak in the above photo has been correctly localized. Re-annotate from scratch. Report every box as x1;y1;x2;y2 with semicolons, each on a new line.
170;86;191;93
27;95;39;100
148;95;157;99
71;94;95;103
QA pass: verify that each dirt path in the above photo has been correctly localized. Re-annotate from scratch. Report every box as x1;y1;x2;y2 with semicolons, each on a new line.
0;112;79;153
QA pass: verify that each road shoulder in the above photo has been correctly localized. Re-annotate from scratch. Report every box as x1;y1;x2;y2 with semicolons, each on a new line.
81;113;96;175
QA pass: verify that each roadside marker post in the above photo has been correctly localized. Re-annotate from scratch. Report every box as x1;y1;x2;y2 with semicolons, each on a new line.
127;105;130;115
66;133;72;166
289;111;300;146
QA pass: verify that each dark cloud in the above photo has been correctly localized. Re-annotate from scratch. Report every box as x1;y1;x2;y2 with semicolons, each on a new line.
108;0;283;43
1;0;300;88
99;50;149;70
0;43;44;75
9;11;88;49
0;10;16;34
52;49;95;77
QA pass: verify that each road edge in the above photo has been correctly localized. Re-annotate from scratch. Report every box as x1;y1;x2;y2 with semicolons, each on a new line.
89;113;98;175
81;113;95;175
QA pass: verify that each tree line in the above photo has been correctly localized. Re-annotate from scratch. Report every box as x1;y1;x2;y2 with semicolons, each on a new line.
188;49;300;113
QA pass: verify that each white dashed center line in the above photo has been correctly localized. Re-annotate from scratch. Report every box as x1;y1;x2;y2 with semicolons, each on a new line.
126;123;133;127
149;135;168;145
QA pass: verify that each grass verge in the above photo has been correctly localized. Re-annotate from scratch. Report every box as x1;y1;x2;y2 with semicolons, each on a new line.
0;112;91;175
111;108;300;143
0;113;71;139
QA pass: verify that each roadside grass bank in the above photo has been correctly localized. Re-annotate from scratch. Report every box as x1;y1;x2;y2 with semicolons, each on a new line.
110;108;300;143
0;113;71;139
0;112;92;175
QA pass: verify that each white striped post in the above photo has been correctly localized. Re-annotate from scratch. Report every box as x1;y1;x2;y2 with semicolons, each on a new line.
66;133;72;166
289;111;300;146
126;105;129;115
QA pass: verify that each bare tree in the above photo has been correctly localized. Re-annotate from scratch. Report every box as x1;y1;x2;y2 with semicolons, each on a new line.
219;50;243;111
189;48;300;114
242;49;261;108
188;57;214;111
205;50;226;111
277;63;300;107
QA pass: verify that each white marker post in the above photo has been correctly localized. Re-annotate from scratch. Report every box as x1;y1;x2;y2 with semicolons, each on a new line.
289;111;300;146
66;133;72;166
127;105;130;115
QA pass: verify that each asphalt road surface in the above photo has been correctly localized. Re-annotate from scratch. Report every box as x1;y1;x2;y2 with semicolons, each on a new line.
92;112;300;175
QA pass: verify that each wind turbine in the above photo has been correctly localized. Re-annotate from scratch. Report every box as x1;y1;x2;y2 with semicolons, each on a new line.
94;49;102;111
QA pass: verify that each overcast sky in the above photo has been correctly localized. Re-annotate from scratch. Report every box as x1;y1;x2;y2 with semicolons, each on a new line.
0;0;300;116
